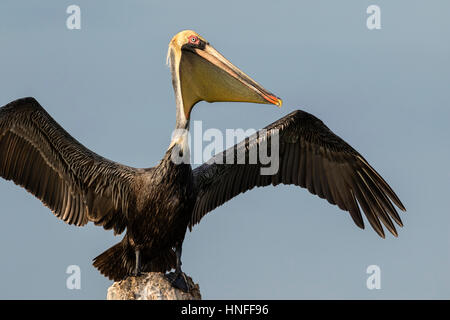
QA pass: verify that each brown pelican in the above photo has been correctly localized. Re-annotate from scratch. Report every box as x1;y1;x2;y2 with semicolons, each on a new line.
0;30;405;291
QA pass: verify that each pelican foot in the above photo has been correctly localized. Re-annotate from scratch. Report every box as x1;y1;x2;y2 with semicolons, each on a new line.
132;271;142;277
165;271;191;292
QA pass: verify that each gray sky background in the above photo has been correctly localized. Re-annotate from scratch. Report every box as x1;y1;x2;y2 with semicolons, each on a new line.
0;0;449;299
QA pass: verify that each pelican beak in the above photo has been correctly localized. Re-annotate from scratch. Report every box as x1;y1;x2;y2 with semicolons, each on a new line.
179;42;282;118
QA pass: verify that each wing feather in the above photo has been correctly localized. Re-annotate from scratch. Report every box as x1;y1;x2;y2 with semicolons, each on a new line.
0;97;137;233
191;110;406;237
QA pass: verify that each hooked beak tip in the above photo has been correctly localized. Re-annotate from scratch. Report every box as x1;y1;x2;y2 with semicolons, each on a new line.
265;95;283;107
276;98;283;107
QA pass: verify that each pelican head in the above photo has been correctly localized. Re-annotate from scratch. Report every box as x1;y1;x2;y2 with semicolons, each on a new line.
167;30;282;129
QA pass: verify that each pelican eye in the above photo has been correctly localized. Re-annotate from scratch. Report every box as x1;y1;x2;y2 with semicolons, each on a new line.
189;36;199;44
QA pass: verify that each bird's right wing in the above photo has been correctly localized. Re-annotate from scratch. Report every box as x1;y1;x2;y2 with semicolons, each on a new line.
0;97;138;234
191;110;406;237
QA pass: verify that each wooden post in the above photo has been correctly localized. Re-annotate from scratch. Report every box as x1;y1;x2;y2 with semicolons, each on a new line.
106;272;201;300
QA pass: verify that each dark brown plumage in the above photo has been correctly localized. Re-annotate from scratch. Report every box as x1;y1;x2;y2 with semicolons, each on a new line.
0;97;194;280
0;30;405;290
191;110;406;238
0;97;405;283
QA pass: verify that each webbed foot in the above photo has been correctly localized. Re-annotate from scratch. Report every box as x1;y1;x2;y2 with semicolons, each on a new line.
165;271;191;292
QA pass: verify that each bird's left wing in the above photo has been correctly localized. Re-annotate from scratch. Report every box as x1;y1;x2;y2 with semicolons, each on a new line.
0;97;138;233
191;110;406;237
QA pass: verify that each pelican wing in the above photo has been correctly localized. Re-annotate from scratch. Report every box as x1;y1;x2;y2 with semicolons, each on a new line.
0;97;137;234
191;110;406;237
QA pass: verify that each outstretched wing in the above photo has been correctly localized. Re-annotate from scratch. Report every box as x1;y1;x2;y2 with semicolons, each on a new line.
0;97;138;234
191;110;406;238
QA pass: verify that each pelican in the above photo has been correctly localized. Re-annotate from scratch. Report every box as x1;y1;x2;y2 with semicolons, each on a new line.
0;30;405;291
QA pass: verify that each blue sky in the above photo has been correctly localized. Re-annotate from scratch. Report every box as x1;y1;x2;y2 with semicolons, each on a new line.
0;0;449;299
